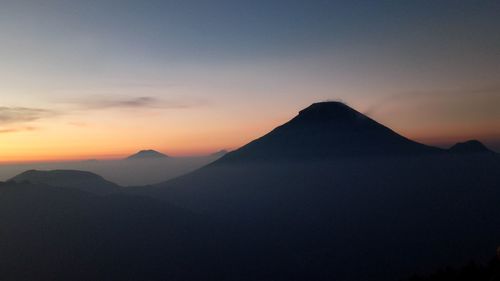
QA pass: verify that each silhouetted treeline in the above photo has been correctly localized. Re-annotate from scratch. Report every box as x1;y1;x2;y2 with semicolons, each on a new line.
405;256;500;281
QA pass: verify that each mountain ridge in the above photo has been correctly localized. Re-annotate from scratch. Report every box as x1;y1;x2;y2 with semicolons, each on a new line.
216;102;442;163
9;169;120;195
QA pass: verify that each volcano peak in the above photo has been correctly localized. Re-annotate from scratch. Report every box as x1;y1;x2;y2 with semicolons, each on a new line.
296;101;365;123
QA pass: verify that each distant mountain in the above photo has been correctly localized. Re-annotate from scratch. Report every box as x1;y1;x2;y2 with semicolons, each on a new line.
217;102;442;163
449;140;495;154
141;102;500;281
125;149;169;160
9;169;120;195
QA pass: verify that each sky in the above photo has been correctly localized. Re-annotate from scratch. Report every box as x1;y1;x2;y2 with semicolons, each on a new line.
1;0;499;162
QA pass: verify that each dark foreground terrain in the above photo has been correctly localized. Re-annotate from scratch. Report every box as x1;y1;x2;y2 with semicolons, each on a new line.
2;102;499;281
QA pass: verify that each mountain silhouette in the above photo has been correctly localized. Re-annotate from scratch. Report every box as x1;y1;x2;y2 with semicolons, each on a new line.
125;149;169;160
9;169;120;195
449;140;495;154
140;101;500;281
2;101;500;281
0;181;260;281
218;102;441;163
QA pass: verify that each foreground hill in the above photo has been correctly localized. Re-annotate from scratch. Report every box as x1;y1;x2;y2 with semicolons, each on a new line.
0;181;293;281
0;153;222;186
140;102;500;280
404;255;500;281
9;169;120;195
0;181;201;280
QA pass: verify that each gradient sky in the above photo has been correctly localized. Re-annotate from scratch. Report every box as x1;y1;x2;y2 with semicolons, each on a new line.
1;0;499;162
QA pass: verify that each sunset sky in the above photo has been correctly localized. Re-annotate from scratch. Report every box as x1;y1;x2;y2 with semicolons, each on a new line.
1;0;499;162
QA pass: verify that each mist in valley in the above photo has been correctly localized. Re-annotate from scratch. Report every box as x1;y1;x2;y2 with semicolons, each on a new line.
0;154;222;186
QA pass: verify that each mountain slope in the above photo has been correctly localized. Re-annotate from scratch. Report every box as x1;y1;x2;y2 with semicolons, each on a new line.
218;102;441;163
9;169;120;195
137;102;500;281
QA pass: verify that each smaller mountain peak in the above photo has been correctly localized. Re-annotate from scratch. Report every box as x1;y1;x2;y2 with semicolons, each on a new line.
126;149;169;160
449;140;494;154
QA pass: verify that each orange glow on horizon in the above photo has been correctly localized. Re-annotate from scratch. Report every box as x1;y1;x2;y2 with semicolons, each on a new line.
0;123;276;164
2;126;498;164
1;99;499;164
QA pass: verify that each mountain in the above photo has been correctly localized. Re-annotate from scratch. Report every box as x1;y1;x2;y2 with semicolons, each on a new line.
217;102;442;163
138;102;500;281
9;169;120;195
0;181;265;281
125;149;169;160
449;140;495;154
2;101;499;281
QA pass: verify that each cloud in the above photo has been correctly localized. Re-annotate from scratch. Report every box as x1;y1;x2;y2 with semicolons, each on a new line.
363;93;411;116
0;95;204;133
87;96;162;109
0;107;58;134
0;128;20;134
70;96;198;110
0;126;37;134
68;121;88;127
0;107;58;125
364;82;500;116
